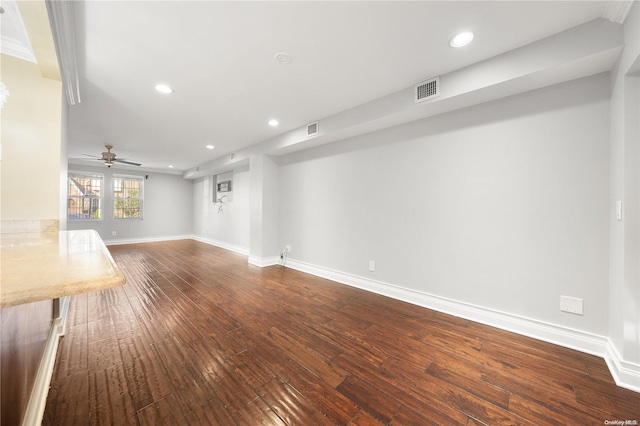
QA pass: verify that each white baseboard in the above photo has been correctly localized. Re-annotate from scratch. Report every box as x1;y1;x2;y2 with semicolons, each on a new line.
98;235;640;393
105;234;192;246
104;234;251;257
22;297;70;426
605;340;640;393
248;255;280;267
284;258;640;393
190;235;250;256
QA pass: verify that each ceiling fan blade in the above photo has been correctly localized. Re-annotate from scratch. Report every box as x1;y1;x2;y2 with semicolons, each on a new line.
81;153;101;158
113;159;142;166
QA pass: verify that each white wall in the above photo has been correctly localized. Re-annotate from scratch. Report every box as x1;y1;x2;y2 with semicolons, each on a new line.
279;73;611;335
1;54;62;223
66;164;193;241
609;2;640;375
192;166;250;252
249;155;280;264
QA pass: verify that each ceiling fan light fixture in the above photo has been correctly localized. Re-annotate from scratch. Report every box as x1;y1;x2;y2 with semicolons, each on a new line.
449;31;474;48
154;83;174;94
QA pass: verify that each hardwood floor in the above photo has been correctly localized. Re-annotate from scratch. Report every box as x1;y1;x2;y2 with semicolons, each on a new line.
43;240;639;425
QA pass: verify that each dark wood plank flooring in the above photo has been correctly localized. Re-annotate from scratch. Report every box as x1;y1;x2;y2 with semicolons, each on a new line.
43;240;640;425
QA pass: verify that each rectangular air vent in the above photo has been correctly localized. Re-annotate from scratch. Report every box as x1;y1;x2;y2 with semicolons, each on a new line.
414;77;440;103
307;121;319;137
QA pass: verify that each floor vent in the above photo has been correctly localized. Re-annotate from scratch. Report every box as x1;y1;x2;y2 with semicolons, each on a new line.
307;121;319;137
414;77;440;103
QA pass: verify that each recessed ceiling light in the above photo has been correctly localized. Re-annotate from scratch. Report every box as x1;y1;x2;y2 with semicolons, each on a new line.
449;31;474;48
206;145;214;150
168;165;174;168
268;119;279;127
154;83;173;94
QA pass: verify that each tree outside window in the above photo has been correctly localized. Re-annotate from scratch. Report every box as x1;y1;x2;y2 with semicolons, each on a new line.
113;175;143;219
68;172;103;220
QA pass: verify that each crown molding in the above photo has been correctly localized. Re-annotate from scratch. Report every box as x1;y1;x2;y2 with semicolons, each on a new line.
45;0;81;105
602;0;634;24
0;36;37;63
0;0;36;62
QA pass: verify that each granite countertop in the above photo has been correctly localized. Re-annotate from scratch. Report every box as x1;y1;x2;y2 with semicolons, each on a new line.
0;229;125;308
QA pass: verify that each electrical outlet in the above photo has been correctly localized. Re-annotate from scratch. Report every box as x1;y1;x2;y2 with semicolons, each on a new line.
285;245;291;253
111;231;117;237
560;295;583;315
369;260;375;272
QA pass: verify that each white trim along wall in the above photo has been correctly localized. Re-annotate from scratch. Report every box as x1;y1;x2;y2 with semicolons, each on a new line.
131;6;640;393
100;231;640;393
189;73;639;393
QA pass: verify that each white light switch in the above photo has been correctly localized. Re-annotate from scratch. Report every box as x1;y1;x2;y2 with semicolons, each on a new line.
560;295;583;315
616;200;623;221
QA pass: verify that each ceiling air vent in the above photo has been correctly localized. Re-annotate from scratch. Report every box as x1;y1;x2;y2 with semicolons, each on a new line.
230;152;236;161
307;121;319;137
414;77;440;103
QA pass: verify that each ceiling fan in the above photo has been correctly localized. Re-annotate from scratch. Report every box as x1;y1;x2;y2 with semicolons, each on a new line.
82;144;141;167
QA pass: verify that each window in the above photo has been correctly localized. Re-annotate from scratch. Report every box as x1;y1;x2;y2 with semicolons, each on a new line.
113;175;143;219
68;172;103;220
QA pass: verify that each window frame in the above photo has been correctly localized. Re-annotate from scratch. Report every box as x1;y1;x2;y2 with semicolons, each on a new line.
112;174;144;220
67;171;104;221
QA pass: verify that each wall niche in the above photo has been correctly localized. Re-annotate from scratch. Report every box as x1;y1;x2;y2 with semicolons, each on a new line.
213;171;233;205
